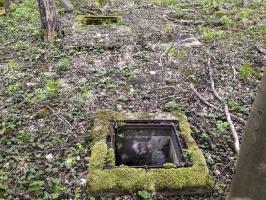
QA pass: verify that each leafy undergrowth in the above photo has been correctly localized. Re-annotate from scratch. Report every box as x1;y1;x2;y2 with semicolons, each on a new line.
0;0;265;199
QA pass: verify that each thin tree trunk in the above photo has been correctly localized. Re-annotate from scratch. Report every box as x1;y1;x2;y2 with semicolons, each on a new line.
4;0;10;14
240;0;245;7
37;0;60;42
228;71;266;200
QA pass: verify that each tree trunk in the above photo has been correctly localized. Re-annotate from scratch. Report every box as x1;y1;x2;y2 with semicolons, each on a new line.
4;0;10;13
228;71;266;200
240;0;245;7
37;0;60;42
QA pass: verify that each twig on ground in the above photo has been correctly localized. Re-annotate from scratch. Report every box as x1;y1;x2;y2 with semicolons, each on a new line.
165;43;174;62
190;83;219;110
207;56;240;154
230;64;237;81
208;57;224;102
224;104;240;154
190;84;246;124
46;105;73;129
159;43;174;66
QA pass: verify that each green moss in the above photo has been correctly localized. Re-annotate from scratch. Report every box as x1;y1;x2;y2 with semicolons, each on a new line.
90;110;154;141
35;108;49;119
164;100;179;112
0;0;3;7
76;15;122;25
172;112;208;169
88;110;213;195
88;168;154;194
105;148;115;168
132;112;153;120
88;167;212;194
90;110;114;141
163;163;176;169
89;140;107;170
95;0;105;8
152;167;212;191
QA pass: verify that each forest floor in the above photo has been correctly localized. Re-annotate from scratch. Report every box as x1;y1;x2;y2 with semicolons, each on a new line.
0;0;265;199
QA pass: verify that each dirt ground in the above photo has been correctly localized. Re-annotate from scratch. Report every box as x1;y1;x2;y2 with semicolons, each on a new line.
0;0;265;199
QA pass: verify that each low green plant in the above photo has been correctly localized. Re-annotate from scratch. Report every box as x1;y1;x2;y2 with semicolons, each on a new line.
121;66;137;78
164;100;180;111
169;47;188;60
137;190;152;200
95;43;104;53
239;61;254;80
216;121;229;133
56;58;72;71
29;180;45;192
164;23;174;33
7;82;22;93
220;15;232;27
174;8;187;18
33;80;61;102
7;60;20;70
237;8;253;19
34;88;47;101
89;196;96;200
202;27;224;42
45;80;61;95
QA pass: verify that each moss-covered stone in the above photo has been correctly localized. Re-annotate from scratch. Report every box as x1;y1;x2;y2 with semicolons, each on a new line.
76;15;122;25
163;163;176;169
87;110;213;195
105;148;115;168
89;140;107;170
95;0;105;8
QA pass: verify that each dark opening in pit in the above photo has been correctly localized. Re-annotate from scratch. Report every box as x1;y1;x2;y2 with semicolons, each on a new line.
109;120;186;168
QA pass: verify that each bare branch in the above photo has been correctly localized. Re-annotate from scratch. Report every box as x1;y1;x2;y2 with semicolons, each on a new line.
207;56;240;154
190;83;246;125
46;105;73;129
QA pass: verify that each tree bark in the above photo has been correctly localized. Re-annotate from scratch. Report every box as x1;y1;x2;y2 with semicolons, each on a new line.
240;0;245;7
37;0;60;42
228;71;266;200
4;0;10;13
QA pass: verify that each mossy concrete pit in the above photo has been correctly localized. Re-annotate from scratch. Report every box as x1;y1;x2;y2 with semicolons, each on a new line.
88;110;213;195
76;15;122;25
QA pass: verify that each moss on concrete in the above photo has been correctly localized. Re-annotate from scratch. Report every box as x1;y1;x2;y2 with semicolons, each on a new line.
88;110;213;195
106;148;115;168
163;163;176;169
76;15;122;25
89;140;107;170
95;0;105;8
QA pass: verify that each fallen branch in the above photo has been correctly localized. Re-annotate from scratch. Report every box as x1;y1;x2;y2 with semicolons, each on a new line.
224;104;240;154
208;57;224;102
190;84;246;125
207;56;240;154
190;83;219;110
46;105;73;129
